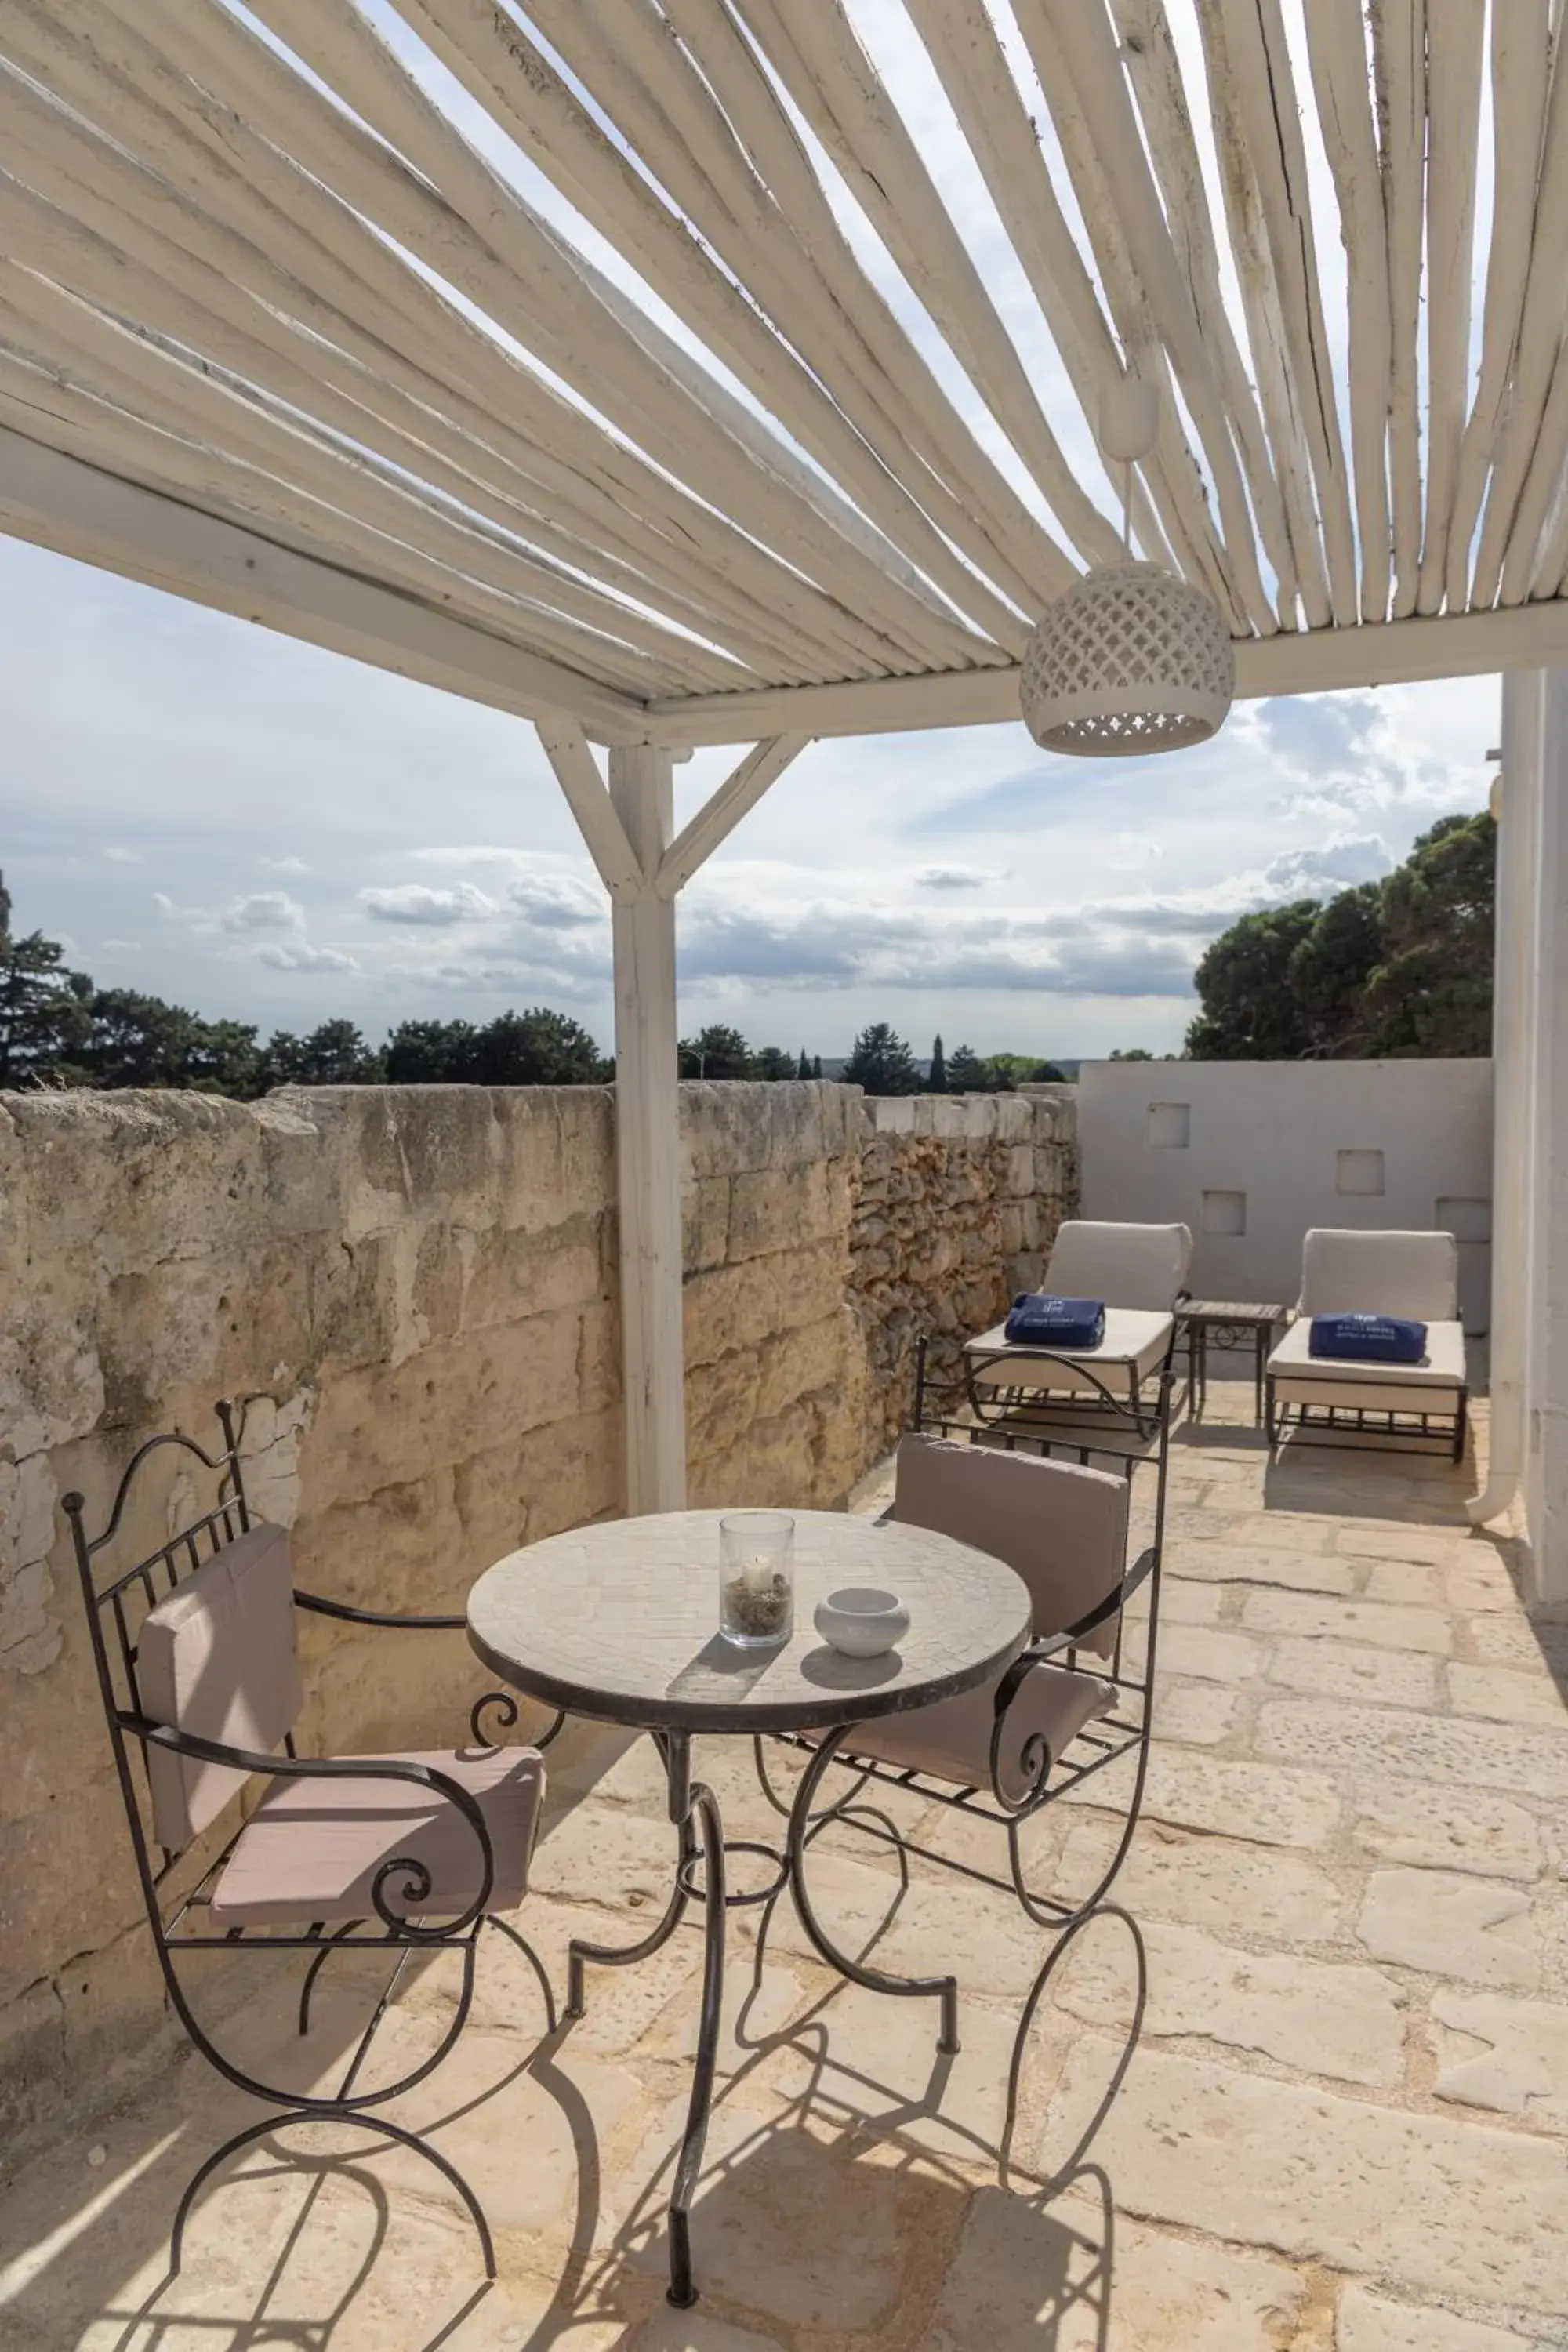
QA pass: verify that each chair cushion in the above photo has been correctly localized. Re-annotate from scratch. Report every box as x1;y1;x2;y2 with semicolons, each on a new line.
209;1744;545;1927
966;1306;1174;1399
892;1435;1129;1660
140;1520;304;1852
842;1661;1115;1795
1044;1220;1193;1310
1299;1228;1459;1322
1268;1315;1466;1390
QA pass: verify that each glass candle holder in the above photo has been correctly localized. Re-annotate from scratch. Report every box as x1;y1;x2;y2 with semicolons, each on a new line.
718;1512;795;1648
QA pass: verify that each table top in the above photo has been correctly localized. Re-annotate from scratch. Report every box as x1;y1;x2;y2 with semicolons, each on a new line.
466;1508;1032;1735
1180;1299;1290;1325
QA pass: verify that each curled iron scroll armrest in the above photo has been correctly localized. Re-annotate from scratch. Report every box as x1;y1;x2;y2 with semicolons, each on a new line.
118;1711;496;1934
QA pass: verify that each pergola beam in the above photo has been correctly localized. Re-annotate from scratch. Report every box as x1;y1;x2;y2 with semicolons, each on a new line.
0;426;644;739
655;735;809;899
644;604;1568;746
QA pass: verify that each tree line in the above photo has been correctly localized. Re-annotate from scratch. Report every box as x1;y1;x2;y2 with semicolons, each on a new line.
1185;812;1494;1060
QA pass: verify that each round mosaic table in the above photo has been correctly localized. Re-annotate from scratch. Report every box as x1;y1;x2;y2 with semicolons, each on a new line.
468;1508;1029;2307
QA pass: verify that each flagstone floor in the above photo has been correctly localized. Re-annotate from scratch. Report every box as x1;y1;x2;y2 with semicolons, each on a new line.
3;1379;1567;2352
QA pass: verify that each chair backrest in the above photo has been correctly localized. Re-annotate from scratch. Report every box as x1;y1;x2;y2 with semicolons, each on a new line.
1044;1219;1193;1310
892;1433;1130;1657
64;1404;300;1886
1299;1228;1459;1322
140;1519;304;1850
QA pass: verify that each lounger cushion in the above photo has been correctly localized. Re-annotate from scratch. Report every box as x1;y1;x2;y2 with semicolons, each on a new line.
140;1520;304;1852
892;1435;1129;1658
966;1306;1174;1400
1044;1220;1193;1311
840;1661;1116;1795
1268;1316;1466;1410
209;1744;545;1926
1298;1229;1459;1323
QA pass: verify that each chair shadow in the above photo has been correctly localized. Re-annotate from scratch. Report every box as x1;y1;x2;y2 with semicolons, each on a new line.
0;1933;596;2352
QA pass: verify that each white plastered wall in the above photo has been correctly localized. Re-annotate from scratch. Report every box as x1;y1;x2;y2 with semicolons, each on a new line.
1077;1058;1494;1327
1518;668;1568;1604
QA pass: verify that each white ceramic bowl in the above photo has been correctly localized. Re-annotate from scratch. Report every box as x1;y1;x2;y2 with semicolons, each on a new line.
813;1585;910;1659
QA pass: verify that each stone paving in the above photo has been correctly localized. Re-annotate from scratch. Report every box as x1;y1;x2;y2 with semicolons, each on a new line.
3;1382;1567;2350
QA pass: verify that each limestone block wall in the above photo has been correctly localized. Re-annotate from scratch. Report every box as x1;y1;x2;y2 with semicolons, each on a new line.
849;1089;1079;1454
0;1079;866;2144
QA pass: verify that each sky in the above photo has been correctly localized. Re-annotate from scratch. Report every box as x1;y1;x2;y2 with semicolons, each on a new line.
1;528;1497;1062
0;1;1504;1061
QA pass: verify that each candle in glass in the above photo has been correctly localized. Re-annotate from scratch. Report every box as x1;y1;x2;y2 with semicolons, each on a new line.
718;1512;795;1647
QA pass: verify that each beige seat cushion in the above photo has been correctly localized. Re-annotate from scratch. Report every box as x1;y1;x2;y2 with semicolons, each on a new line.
892;1434;1129;1658
140;1520;304;1852
966;1306;1174;1401
1044;1220;1193;1310
1298;1228;1460;1322
210;1744;545;1927
842;1661;1115;1795
1267;1316;1466;1413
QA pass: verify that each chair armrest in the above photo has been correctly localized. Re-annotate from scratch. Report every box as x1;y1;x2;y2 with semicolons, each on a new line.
292;1589;466;1632
118;1712;495;1934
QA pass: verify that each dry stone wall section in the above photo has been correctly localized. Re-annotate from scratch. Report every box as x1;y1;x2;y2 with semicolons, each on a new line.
0;1077;1074;2138
848;1090;1079;1454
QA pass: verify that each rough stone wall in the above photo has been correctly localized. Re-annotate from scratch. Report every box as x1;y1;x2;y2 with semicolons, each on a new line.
848;1090;1079;1454
0;1079;863;2145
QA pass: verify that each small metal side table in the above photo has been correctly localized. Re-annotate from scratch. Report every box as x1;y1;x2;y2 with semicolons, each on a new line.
467;1508;1029;2308
1180;1300;1290;1422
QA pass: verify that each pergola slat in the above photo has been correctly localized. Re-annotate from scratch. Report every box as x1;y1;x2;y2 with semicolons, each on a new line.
0;0;1560;738
1417;0;1485;615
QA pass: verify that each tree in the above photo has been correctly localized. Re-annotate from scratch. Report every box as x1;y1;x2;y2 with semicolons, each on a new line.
811;1054;822;1080
677;1022;751;1079
844;1022;920;1094
383;1018;478;1083
928;1034;947;1092
751;1045;795;1080
1287;883;1385;1055
1359;814;1495;1057
1185;902;1320;1059
944;1042;1012;1091
795;1048;812;1080
1184;814;1496;1063
263;1019;383;1087
1109;1047;1156;1062
72;989;256;1094
468;1008;609;1084
0;873;93;1086
1029;1061;1068;1082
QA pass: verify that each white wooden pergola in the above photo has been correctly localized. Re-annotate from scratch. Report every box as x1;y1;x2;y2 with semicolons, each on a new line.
5;2;1568;1555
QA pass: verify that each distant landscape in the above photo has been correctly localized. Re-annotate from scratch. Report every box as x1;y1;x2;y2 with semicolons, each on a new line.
0;815;1491;1097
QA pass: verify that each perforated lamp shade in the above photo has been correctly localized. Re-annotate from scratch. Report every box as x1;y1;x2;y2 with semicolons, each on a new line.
1019;560;1236;757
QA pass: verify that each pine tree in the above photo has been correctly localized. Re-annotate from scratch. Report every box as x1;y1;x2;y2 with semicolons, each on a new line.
811;1054;822;1080
928;1033;947;1092
844;1022;920;1095
796;1048;811;1079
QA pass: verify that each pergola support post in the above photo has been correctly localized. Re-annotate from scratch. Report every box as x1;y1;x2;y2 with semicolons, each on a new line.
608;742;686;1514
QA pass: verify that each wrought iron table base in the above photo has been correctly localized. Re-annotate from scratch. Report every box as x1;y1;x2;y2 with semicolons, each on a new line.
563;1723;960;2307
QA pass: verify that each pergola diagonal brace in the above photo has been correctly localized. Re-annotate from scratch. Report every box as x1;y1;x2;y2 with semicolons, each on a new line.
655;733;810;898
535;715;645;902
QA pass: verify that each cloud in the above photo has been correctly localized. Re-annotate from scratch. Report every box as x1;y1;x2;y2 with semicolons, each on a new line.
103;845;142;865
359;881;499;925
260;854;310;874
223;891;304;933
506;872;602;928
1261;837;1394;895
913;864;994;891
259;942;360;973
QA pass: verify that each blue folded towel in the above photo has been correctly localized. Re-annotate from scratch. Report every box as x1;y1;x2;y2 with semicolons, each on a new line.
1308;1312;1428;1365
1004;1293;1106;1349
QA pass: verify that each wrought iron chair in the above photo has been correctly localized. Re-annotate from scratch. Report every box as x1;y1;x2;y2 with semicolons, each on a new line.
64;1400;561;2280
754;1360;1171;2073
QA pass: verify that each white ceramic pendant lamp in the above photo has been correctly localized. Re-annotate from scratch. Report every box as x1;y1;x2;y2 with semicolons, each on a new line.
1020;379;1235;757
